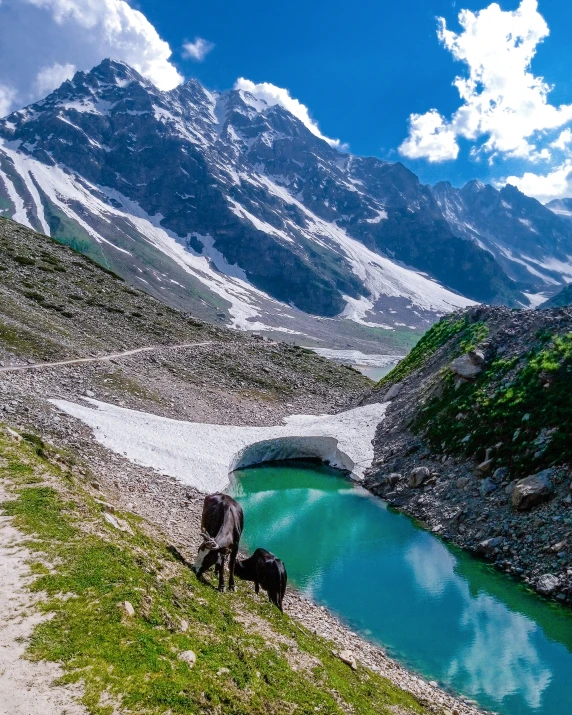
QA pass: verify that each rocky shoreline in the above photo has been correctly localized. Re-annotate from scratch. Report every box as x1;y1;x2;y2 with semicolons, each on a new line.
363;306;572;606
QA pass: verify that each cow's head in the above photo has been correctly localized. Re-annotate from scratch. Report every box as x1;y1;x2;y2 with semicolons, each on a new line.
193;532;220;575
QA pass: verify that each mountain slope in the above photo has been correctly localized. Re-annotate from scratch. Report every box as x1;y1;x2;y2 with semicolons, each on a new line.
0;60;522;343
432;180;572;296
540;283;572;308
364;306;572;602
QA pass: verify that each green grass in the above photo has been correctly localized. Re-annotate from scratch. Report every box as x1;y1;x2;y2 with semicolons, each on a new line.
0;428;426;715
413;331;572;478
377;314;489;388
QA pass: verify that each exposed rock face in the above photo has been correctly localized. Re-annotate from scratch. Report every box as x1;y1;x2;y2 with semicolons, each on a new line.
433;180;572;298
0;59;526;337
364;305;572;604
511;470;555;511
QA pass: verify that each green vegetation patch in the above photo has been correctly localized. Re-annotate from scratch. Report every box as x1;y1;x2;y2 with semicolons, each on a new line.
414;331;572;478
377;314;489;388
0;429;426;715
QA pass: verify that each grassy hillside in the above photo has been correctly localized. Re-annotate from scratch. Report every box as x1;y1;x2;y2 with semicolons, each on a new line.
0;216;370;417
377;307;572;480
0;426;428;715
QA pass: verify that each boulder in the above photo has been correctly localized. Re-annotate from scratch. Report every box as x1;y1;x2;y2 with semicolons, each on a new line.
493;466;509;482
536;574;560;596
480;478;498;497
477;536;504;556
178;650;197;668
511;469;555;511
383;382;403;401
338;650;357;670
385;472;402;487
450;351;485;380
477;459;494;474
122;601;135;617
409;466;430;488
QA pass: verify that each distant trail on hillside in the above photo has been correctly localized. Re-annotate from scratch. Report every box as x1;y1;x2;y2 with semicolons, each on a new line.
0;342;213;373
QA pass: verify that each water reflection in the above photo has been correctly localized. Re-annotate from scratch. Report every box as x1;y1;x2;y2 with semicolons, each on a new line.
230;462;572;715
406;540;552;707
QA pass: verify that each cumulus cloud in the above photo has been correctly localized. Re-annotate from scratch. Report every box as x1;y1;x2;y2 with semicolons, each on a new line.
0;0;182;115
503;161;572;204
399;0;572;163
34;62;77;96
399;109;459;162
182;37;215;62
550;128;572;151
0;84;17;118
234;78;345;150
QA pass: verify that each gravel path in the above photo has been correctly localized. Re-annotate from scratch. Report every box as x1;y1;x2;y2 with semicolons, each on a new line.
0;342;212;373
0;482;86;715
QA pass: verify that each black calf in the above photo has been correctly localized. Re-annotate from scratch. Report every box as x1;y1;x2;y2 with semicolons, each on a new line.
235;548;287;611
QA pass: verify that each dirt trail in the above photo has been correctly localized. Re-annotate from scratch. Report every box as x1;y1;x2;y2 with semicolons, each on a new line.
0;342;212;373
0;482;86;715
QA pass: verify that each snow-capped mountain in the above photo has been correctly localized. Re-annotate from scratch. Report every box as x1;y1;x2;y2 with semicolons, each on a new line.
0;59;536;345
546;198;572;222
432;180;572;300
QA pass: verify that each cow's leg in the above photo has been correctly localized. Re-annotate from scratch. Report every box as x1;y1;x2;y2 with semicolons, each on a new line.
218;553;226;592
254;581;260;595
228;547;238;592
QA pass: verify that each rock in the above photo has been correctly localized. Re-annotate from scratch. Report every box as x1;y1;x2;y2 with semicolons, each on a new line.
383;382;403;401
493;466;509;482
385;472;402;487
122;601;135;617
338;649;357;670
536;574;560;596
217;667;230;676
477;536;504;556
456;476;471;490
84;389;95;398
409;466;431;488
179;618;189;633
480;478;498;497
104;512;134;535
477;459;493;473
450;351;485;380
511;469;555;511
178;650;197;668
94;499;115;513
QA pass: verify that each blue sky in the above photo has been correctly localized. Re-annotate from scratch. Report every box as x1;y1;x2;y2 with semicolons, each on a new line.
1;1;572;201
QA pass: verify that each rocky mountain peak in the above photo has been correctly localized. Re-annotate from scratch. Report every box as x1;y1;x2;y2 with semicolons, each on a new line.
4;58;572;341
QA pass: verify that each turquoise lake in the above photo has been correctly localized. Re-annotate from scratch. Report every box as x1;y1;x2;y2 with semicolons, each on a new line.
229;461;572;715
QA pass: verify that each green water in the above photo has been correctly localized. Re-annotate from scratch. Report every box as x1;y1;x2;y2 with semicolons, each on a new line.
354;364;395;381
229;462;572;715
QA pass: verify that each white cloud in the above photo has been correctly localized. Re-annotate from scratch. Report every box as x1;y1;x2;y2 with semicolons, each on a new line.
0;0;183;115
182;37;214;62
0;84;17;118
399;109;459;162
551;128;572;151
400;0;572;163
234;78;345;150
503;161;572;203
34;62;76;96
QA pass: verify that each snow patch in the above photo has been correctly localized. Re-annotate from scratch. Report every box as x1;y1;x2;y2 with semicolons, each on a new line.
51;399;389;491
